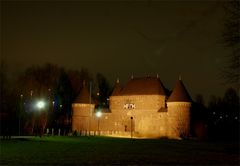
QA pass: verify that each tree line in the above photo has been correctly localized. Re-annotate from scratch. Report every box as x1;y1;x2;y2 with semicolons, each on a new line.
0;62;239;140
191;88;239;141
0;63;112;137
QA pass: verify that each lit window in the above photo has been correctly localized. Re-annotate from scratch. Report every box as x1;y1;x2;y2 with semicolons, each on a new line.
123;103;135;109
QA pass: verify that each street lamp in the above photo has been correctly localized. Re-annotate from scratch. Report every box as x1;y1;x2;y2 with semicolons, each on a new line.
96;111;102;135
35;100;46;137
19;94;24;136
36;100;45;110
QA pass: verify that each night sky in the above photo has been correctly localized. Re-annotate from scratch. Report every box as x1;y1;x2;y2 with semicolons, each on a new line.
1;0;230;100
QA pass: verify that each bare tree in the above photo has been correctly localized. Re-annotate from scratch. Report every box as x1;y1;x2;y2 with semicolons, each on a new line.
0;60;17;138
222;0;240;86
67;68;92;101
96;73;111;108
17;64;56;134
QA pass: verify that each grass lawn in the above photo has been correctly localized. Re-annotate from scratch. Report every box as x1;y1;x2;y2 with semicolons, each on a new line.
0;136;239;165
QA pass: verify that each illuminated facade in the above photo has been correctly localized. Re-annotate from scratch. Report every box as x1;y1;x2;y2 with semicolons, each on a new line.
72;76;192;138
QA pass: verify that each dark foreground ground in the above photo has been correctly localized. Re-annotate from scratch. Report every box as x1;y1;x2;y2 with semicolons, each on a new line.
0;136;239;165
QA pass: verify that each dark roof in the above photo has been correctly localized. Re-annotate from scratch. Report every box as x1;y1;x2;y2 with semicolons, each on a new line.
120;77;166;95
111;79;122;96
74;83;93;104
167;79;191;102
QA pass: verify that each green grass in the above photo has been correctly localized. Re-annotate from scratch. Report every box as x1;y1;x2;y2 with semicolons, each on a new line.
0;136;239;165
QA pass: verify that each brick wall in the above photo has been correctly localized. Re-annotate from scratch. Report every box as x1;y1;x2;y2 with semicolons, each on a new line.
72;96;191;138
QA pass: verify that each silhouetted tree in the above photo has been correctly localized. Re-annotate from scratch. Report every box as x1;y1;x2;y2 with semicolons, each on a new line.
15;63;118;135
221;88;239;140
67;68;92;101
95;73;111;108
222;0;240;85
0;61;18;138
207;88;239;141
190;94;208;139
17;64;97;135
17;64;76;135
54;69;73;133
0;61;12;138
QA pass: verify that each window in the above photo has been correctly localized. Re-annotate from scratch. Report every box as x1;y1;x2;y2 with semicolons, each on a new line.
123;103;135;110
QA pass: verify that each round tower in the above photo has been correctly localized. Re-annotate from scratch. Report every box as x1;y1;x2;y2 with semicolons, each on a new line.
167;78;192;138
72;81;94;134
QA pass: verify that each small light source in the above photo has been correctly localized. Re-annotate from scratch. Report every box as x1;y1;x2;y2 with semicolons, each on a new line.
96;111;102;118
36;101;45;109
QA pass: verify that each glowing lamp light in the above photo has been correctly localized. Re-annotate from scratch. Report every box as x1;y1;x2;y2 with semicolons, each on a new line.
96;111;102;118
36;100;45;110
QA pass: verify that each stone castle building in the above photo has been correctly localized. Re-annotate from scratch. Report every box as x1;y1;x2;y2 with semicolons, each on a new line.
72;76;192;138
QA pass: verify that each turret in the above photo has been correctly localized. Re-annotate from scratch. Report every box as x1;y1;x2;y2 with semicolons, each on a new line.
111;78;122;96
109;78;122;111
72;81;95;133
167;78;192;138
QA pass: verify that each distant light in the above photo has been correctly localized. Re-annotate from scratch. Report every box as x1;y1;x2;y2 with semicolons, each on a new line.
96;111;102;118
20;94;23;98
220;116;222;119
235;117;238;120
213;112;215;115
36;101;45;109
52;101;55;105
60;104;62;108
97;92;100;96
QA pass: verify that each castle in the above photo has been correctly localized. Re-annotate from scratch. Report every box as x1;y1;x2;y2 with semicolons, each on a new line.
72;76;192;138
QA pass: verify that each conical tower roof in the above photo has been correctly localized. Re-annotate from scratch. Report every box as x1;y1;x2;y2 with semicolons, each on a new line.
167;79;191;102
74;81;93;104
111;78;122;96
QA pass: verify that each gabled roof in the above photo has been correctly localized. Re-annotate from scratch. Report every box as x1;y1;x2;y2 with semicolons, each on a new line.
74;82;93;104
120;77;166;95
111;79;122;96
167;79;191;102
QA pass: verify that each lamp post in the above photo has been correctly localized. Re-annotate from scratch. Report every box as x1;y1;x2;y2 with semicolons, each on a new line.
19;94;23;136
130;117;133;139
35;100;45;137
96;111;102;136
88;81;92;136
